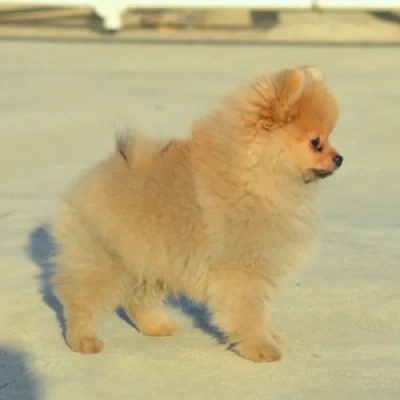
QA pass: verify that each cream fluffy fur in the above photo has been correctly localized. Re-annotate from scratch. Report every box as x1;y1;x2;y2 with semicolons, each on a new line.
52;65;342;362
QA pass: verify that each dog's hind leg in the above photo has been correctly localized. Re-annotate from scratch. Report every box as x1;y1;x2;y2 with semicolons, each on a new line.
122;281;179;337
53;245;125;354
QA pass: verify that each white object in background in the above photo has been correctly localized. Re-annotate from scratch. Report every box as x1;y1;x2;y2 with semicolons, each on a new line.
0;0;126;30
92;0;126;30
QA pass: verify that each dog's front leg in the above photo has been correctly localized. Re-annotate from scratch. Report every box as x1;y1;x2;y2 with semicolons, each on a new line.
206;266;282;363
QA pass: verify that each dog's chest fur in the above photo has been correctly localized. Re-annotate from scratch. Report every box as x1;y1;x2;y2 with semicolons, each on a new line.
203;189;319;276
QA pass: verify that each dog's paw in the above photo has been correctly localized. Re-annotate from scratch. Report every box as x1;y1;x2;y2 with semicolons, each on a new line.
68;336;104;354
232;338;282;363
140;319;180;337
270;330;285;346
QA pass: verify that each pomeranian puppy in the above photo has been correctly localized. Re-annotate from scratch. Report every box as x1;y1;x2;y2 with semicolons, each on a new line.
52;65;343;363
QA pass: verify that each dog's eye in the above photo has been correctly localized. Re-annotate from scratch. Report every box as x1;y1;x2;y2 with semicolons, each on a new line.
310;138;320;147
310;138;323;152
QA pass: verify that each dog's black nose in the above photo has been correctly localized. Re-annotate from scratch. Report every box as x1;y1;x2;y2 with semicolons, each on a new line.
333;154;343;168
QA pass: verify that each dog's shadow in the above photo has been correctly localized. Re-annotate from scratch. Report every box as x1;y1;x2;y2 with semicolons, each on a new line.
26;223;225;344
26;224;66;339
166;294;226;344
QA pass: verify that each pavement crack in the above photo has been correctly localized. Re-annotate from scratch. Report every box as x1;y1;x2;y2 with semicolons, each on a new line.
0;211;14;219
0;379;18;391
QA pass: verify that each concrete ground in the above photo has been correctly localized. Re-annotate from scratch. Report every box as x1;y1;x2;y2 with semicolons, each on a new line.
0;41;399;400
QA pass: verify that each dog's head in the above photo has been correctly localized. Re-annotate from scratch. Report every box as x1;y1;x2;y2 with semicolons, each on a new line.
235;66;342;185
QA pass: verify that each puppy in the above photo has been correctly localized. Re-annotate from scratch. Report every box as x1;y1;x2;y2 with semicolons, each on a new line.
51;65;342;362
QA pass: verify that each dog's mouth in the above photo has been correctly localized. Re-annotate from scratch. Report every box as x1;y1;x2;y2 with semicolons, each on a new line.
313;169;333;179
304;169;333;183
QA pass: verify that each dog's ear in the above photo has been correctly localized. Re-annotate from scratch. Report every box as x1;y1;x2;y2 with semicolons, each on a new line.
241;66;323;131
274;66;323;123
276;68;306;110
300;65;323;82
276;66;323;108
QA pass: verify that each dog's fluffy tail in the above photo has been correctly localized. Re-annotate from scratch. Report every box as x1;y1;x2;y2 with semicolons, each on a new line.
116;131;170;169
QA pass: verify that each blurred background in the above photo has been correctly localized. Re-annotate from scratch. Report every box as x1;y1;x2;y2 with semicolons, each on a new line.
0;0;399;43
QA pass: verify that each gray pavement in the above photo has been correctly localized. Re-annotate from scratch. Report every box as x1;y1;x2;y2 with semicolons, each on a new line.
0;41;399;400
